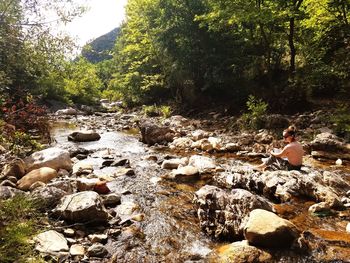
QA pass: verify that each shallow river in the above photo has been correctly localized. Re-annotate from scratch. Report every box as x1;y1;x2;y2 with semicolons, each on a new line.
50;116;350;263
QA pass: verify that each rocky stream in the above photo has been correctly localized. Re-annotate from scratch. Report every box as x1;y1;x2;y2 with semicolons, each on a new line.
1;109;350;262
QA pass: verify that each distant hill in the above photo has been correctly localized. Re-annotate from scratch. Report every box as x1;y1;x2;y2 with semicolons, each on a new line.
81;27;120;63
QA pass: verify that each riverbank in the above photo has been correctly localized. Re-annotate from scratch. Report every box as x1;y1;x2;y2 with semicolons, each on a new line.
0;107;350;262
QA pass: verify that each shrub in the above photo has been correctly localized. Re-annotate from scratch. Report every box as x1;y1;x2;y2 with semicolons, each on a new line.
332;103;350;141
159;105;172;118
141;104;172;118
0;195;44;263
241;95;268;130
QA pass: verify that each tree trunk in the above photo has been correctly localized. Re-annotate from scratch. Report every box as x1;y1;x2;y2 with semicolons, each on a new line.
288;17;296;74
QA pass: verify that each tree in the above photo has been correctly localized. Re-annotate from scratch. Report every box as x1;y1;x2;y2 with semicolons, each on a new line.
63;58;102;105
0;0;85;98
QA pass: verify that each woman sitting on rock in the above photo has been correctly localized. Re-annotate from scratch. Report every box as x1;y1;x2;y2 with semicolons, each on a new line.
255;126;304;171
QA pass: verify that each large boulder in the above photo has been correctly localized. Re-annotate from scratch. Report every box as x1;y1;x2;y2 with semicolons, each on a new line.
17;167;58;191
194;185;274;240
137;121;175;146
0;159;26;179
68;131;101;142
310;132;350;159
217;240;272;263
24;147;72;172
168;166;199;181
244;209;299;248
55;108;77;116
188;155;216;173
220;169;345;208
52;191;109;223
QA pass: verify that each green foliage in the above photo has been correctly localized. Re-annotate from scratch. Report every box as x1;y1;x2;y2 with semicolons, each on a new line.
0;195;43;263
81;27;120;63
10;131;43;156
101;0;349;109
159;105;172;118
63;58;102;105
241;95;268;129
141;104;173;118
0;0;83;100
332;104;350;140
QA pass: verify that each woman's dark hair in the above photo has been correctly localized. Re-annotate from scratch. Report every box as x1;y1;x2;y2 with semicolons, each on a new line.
284;125;296;138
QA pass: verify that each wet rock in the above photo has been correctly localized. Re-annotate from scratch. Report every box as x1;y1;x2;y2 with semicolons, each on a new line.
35;230;69;254
24;147;72;172
311;150;350;160
137;121;175;145
254;131;274;144
70;244;85;256
161;157;188;169
63;228;75;237
102;158;130;168
88;234;108;243
72;161;94;176
308;202;331;214
171;137;194;148
188;155;216;173
77;178;99;191
163;115;190;128
52;191;109;223
217;240;272;263
191;138;221;152
55;108;77;116
47;180;74;194
194;185;274;239
68;131;101;142
114;167;135;177
0;186;25;200
244;209;299;248
87;243;108;258
102;193;121;206
69;147;90;158
310;132;350;159
191;129;209;141
322;171;350;190
93;181;110;195
57;169;70;178
237;133;254;146
6;176;17;184
168;166;199;180
224;143;241;152
29;181;46;191
1;159;26;179
17;167;58;191
31;186;67;208
221;169;343;208
1;179;17;188
116;201;139;220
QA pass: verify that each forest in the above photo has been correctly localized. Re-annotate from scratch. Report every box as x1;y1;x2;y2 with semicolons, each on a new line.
0;0;350;262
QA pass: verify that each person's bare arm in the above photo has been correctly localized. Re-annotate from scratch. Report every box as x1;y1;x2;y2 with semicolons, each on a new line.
271;146;289;158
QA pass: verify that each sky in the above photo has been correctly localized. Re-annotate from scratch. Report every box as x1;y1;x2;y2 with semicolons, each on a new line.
63;0;127;47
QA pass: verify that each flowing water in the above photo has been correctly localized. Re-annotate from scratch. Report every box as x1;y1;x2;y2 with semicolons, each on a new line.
50;116;350;262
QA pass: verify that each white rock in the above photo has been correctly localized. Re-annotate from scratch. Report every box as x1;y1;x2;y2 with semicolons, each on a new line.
70;244;85;256
24;147;72;172
35;230;68;254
